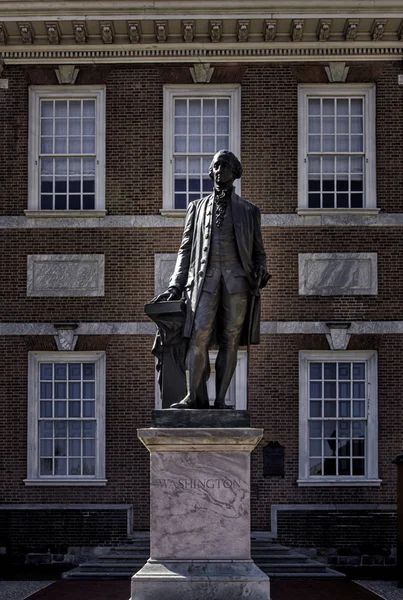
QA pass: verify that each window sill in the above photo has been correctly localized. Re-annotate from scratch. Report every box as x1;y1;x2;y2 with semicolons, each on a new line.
160;209;187;218
297;478;382;487
24;478;107;486
296;208;381;217
24;210;108;219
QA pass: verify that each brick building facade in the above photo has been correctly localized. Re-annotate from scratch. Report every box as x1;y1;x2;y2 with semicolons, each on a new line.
0;0;402;570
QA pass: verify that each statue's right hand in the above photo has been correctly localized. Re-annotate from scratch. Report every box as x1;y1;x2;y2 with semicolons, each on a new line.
151;286;182;303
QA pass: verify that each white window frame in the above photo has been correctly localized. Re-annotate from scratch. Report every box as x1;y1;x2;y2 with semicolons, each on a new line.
298;350;381;487
155;350;247;409
27;86;106;217
162;84;241;215
298;84;377;215
25;351;107;486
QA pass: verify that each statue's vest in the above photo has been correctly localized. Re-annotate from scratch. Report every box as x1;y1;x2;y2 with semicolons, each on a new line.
204;199;249;294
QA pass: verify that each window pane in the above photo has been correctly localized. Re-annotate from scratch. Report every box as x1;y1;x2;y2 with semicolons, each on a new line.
352;421;366;438
40;439;53;457
310;363;322;379
353;459;365;475
310;458;322;475
83;439;95;456
55;458;67;476
310;382;322;399
324;421;337;437
69;458;81;475
309;421;322;437
83;401;95;417
324;459;336;475
310;401;322;417
40;421;53;438
40;364;53;380
40;383;52;399
55;382;66;399
324;382;336;398
54;439;67;456
83;458;95;475
324;401;336;417
83;421;96;437
69;382;81;399
40;458;53;475
353;363;365;379
310;439;321;456
55;421;67;437
338;421;350;438
69;421;82;438
338;363;351;380
69;401;81;417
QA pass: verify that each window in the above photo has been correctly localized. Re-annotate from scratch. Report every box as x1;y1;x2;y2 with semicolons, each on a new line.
299;351;380;486
155;350;247;409
298;85;376;213
25;352;106;485
28;87;106;215
163;85;241;212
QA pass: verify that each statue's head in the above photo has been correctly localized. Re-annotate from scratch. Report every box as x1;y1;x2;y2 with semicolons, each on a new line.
208;150;242;182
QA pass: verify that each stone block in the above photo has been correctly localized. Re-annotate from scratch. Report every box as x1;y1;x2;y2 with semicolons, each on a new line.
152;409;250;428
27;254;105;297
132;427;269;599
131;559;270;600
154;253;176;294
298;253;378;296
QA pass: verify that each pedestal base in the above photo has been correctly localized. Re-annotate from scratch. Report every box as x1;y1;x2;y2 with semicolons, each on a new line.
131;559;270;600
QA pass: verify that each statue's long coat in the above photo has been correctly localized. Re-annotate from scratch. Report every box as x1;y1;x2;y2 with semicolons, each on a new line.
169;189;268;346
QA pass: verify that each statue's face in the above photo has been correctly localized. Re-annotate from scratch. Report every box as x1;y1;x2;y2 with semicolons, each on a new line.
211;157;234;189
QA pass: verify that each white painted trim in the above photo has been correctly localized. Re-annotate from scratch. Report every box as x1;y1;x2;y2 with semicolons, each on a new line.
27;351;106;485
298;84;376;210
23;478;107;486
298;350;378;485
28;86;106;212
163;84;241;210
25;210;108;218
268;503;396;538
296;208;381;216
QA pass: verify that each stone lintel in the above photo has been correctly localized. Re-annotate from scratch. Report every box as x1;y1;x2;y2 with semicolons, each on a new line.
137;427;263;453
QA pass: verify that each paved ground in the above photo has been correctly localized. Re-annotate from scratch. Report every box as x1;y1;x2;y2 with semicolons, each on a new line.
356;581;403;600
0;581;54;600
1;578;402;600
0;579;390;600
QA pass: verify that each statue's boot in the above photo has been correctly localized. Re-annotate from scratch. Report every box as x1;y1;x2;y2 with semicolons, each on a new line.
214;400;233;410
170;395;197;409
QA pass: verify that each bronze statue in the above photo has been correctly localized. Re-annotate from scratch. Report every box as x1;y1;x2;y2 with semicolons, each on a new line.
155;150;269;409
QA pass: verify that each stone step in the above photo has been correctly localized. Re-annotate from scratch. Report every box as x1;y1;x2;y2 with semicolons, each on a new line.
62;541;345;580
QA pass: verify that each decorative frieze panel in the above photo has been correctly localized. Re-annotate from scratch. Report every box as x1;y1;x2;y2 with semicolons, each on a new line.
298;253;378;296
154;254;176;295
27;254;105;297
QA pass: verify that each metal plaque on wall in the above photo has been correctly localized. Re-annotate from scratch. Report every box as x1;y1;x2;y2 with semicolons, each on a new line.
263;441;285;478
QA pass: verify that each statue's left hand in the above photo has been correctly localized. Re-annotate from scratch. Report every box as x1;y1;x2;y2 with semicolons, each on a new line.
253;266;271;289
150;286;182;304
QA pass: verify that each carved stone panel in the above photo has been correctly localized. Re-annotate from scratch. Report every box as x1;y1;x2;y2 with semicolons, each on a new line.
27;254;105;297
298;253;378;296
154;253;177;295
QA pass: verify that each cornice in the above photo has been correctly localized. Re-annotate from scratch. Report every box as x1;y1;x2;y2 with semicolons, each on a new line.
1;12;402;64
2;44;403;64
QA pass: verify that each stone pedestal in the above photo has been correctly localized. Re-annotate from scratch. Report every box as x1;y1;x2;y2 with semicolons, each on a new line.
131;427;270;600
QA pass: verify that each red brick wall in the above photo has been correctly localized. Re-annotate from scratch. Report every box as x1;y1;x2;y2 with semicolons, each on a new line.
1;61;403;215
1;227;403;322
